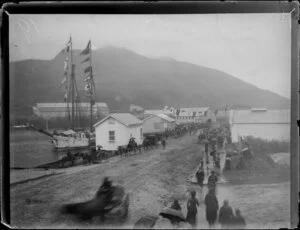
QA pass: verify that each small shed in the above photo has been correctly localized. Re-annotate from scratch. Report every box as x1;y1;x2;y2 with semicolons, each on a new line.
93;113;143;151
143;114;176;135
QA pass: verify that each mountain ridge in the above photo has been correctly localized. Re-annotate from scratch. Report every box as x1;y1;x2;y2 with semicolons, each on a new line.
9;46;290;117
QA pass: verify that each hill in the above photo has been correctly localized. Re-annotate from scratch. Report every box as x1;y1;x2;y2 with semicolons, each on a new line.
9;46;290;117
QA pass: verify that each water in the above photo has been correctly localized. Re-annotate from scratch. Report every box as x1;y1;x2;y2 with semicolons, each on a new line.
10;129;59;168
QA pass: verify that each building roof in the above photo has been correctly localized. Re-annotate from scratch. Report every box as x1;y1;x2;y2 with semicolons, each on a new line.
145;113;175;123
94;113;143;127
144;110;165;115
36;102;108;108
34;103;108;112
230;109;290;124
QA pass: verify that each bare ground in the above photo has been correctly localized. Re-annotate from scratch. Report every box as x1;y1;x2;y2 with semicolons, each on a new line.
10;135;203;229
10;134;290;229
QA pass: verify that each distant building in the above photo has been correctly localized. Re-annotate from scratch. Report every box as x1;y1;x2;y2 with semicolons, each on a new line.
93;113;143;151
143;114;176;134
129;104;144;120
229;108;290;142
176;107;215;123
32;102;109;119
144;106;177;118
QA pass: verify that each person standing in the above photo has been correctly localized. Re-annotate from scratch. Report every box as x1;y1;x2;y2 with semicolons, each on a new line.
208;171;218;194
204;189;219;227
196;167;205;189
200;156;204;168
162;138;166;149
186;190;199;228
218;200;234;229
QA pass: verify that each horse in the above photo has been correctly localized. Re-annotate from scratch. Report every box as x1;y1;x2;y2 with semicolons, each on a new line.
127;138;138;154
61;152;76;168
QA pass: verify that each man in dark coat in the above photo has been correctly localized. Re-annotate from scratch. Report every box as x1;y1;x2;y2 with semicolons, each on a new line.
232;209;246;229
208;171;218;194
204;189;219;227
218;200;234;228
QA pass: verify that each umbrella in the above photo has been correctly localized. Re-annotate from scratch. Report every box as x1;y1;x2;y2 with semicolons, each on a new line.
159;207;186;222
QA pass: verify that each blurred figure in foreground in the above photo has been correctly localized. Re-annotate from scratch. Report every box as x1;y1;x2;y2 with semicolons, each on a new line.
204;188;219;227
232;209;246;229
186;190;199;228
61;177;129;223
218;200;234;229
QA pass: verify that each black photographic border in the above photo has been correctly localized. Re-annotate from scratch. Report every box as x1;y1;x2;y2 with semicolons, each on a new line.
1;1;299;228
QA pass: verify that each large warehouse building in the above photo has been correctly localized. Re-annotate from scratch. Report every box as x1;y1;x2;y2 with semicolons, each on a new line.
32;102;109;120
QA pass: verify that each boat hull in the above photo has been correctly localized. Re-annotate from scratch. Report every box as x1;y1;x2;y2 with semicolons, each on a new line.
52;135;90;149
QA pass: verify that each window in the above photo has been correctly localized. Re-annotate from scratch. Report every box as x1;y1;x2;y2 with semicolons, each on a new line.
140;128;143;139
109;131;115;142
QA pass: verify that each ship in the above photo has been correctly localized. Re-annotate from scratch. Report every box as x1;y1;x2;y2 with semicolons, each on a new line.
51;37;96;151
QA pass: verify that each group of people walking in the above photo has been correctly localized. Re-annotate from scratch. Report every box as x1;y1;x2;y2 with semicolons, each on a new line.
185;188;246;229
183;140;246;229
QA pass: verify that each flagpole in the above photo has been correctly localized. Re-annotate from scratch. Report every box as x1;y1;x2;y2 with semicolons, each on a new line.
70;36;75;129
89;39;93;133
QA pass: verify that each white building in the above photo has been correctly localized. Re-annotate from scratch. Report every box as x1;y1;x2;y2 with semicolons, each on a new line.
176;107;215;123
143;114;176;134
93;113;143;151
144;106;176;117
229;108;290;142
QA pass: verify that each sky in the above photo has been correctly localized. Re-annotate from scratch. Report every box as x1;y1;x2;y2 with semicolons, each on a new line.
9;13;291;99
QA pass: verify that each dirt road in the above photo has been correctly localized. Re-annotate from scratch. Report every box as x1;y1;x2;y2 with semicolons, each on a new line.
10;134;290;229
10;135;203;228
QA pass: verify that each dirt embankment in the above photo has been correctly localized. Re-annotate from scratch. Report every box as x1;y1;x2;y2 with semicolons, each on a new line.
223;149;290;185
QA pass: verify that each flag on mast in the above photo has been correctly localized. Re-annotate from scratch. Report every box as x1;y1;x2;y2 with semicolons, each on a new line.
81;57;90;64
64;37;72;53
80;40;91;55
84;83;91;91
84;66;92;74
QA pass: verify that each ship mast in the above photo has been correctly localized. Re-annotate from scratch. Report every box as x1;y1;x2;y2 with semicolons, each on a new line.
63;36;79;130
81;39;96;133
89;43;93;132
70;37;75;129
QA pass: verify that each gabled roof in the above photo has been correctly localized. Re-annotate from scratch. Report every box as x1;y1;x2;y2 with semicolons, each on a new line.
143;113;175;123
230;109;290;124
94;113;143;127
